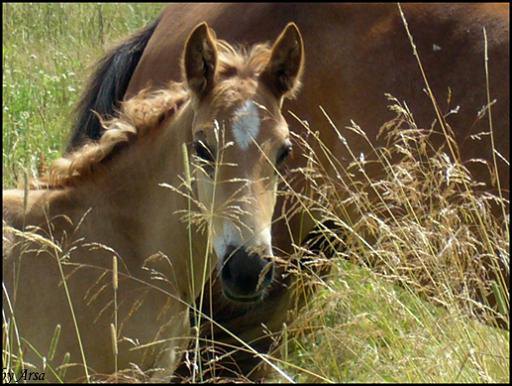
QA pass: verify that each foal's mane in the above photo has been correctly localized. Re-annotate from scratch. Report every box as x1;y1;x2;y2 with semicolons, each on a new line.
43;82;188;188
38;39;274;189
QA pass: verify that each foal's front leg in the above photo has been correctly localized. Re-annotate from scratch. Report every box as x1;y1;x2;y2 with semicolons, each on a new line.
149;303;191;383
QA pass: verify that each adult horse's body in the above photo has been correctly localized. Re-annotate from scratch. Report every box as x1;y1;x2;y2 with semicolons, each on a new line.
3;23;304;382
71;3;509;197
65;3;509;379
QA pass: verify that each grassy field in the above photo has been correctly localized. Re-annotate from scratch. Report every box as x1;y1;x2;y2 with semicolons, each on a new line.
2;3;509;383
2;3;164;187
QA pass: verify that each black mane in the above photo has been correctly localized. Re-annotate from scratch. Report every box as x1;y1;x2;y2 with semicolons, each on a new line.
66;16;160;152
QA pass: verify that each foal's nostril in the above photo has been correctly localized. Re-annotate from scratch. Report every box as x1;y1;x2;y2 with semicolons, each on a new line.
221;246;273;301
221;259;232;282
264;263;273;284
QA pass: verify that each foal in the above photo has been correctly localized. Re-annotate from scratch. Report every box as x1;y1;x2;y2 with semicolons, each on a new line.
3;22;303;382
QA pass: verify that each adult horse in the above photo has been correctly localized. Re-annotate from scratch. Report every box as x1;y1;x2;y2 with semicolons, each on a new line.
64;3;509;380
69;4;509;196
3;22;304;382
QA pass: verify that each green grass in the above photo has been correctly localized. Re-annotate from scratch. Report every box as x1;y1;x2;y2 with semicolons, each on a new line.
282;261;509;383
3;3;509;383
2;3;164;187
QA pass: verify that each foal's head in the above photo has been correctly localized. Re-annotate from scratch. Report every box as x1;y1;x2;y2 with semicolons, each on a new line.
183;23;304;303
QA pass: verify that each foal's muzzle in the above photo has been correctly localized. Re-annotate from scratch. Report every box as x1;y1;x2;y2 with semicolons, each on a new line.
220;245;274;303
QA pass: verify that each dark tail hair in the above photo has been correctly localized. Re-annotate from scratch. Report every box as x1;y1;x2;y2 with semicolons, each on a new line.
66;16;160;152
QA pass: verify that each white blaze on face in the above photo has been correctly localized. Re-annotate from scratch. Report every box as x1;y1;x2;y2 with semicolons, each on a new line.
232;100;261;150
213;221;241;260
257;226;273;255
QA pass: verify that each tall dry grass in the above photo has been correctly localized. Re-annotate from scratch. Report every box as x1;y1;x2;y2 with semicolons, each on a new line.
273;92;509;382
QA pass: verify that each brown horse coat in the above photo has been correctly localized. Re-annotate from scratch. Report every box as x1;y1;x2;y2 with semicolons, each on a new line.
124;5;510;283
127;4;509;201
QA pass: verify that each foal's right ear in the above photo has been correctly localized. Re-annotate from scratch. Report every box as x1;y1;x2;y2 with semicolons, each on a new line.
183;22;218;99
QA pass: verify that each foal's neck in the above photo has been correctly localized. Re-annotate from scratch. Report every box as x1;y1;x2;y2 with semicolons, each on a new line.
86;102;208;294
82;101;196;225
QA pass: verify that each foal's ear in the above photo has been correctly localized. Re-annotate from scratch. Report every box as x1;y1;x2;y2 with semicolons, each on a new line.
183;22;218;98
261;23;304;99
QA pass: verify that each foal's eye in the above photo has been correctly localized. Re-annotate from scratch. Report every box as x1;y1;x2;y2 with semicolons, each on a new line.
276;141;293;167
194;139;214;163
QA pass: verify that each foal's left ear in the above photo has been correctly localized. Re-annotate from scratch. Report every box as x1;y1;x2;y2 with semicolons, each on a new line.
261;23;304;99
183;22;218;98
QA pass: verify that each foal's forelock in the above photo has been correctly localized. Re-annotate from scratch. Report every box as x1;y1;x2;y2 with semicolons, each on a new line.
216;41;272;80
